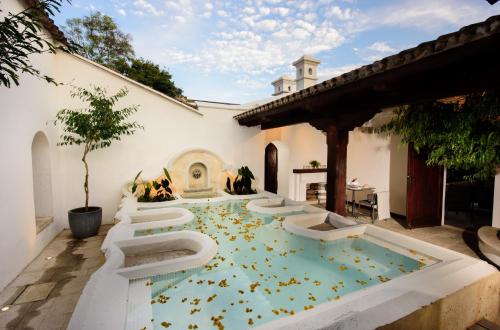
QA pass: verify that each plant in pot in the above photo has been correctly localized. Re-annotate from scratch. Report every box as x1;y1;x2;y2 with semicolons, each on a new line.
309;160;321;169
54;86;142;238
131;168;176;202
226;166;257;195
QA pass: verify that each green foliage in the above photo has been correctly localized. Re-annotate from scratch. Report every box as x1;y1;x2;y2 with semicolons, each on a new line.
163;168;173;183
63;13;183;98
309;160;321;168
63;12;134;67
131;170;142;194
0;0;76;87
55;86;142;150
55;85;143;208
114;58;183;98
132;170;175;202
381;90;500;181
228;166;257;195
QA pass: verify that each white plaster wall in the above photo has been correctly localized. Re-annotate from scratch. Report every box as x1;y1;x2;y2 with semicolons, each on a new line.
493;171;500;228
0;0;65;290
52;53;263;225
346;129;391;202
280;124;328;199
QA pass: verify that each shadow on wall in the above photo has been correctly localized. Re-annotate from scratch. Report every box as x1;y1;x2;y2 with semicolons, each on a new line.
389;135;408;217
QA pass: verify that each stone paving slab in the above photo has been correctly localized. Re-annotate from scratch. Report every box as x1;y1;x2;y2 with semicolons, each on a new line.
0;224;111;330
14;283;56;305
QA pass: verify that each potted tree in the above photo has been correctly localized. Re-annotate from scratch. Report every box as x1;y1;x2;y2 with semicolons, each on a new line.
55;86;142;238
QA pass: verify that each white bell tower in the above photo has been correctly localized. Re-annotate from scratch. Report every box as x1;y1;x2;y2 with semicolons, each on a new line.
293;55;321;91
271;75;296;96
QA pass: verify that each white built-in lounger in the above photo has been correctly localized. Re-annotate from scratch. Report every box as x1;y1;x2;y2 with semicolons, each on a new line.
246;197;306;214
69;230;217;330
102;207;195;252
283;212;360;240
115;230;218;279
127;207;194;230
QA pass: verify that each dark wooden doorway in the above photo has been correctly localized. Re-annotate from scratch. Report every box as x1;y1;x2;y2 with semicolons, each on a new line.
265;143;278;193
406;145;444;228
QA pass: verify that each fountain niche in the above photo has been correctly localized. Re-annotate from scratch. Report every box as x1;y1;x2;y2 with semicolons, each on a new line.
169;149;226;199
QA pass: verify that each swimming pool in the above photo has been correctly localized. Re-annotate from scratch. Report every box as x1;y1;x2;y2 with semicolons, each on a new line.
69;193;497;330
128;199;430;330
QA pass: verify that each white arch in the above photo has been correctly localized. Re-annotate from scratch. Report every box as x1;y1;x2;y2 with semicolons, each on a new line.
31;131;53;219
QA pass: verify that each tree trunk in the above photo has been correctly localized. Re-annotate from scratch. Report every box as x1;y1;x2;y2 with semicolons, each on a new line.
82;145;89;211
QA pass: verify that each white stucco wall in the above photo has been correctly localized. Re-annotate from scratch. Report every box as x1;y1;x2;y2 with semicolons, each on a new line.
0;0;63;290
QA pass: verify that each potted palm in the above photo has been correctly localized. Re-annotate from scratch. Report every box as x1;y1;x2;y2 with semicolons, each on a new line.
55;86;142;238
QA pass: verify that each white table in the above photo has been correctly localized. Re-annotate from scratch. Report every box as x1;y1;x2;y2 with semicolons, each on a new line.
346;186;374;217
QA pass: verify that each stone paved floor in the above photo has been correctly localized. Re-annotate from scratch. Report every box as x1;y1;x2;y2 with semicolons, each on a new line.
0;225;112;330
370;218;479;257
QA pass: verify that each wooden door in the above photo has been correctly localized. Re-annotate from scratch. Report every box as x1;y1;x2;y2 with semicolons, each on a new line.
265;143;278;194
406;144;444;228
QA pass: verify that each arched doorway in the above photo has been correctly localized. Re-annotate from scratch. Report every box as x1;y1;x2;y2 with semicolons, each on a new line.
31;132;53;225
265;143;278;193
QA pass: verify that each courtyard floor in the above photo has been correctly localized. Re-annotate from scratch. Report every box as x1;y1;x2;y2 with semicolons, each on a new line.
0;225;111;330
0;212;495;330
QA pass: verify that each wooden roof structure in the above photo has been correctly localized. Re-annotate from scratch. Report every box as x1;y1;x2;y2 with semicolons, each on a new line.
235;15;500;132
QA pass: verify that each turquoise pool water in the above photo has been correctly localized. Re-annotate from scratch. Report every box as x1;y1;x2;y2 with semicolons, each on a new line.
133;199;425;330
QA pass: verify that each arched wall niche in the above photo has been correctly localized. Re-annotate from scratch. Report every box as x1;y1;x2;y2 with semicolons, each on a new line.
169;149;226;193
31;131;54;222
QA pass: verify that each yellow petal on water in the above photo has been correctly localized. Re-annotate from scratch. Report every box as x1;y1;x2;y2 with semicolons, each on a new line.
160;321;172;328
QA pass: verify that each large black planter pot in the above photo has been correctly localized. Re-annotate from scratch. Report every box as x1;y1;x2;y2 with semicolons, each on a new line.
68;206;102;239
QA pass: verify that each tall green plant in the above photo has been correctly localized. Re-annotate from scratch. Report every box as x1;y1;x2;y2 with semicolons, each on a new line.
381;89;500;181
55;86;143;209
230;166;256;195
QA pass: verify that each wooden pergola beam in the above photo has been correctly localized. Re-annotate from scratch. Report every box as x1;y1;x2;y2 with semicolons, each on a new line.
325;126;348;215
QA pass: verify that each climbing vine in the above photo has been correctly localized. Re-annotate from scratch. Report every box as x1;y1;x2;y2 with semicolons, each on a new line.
381;89;500;181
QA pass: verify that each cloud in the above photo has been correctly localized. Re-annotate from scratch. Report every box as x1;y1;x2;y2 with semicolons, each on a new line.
255;19;279;31
236;77;269;89
217;10;229;17
133;0;164;16
367;41;395;53
356;41;397;61
326;6;355;20
117;8;126;16
273;7;290;17
357;0;498;32
174;15;187;24
319;64;364;81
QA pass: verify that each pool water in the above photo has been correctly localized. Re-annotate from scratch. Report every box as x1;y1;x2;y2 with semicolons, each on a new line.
132;199;426;330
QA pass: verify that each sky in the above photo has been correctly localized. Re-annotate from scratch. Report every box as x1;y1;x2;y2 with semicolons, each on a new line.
53;0;499;103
